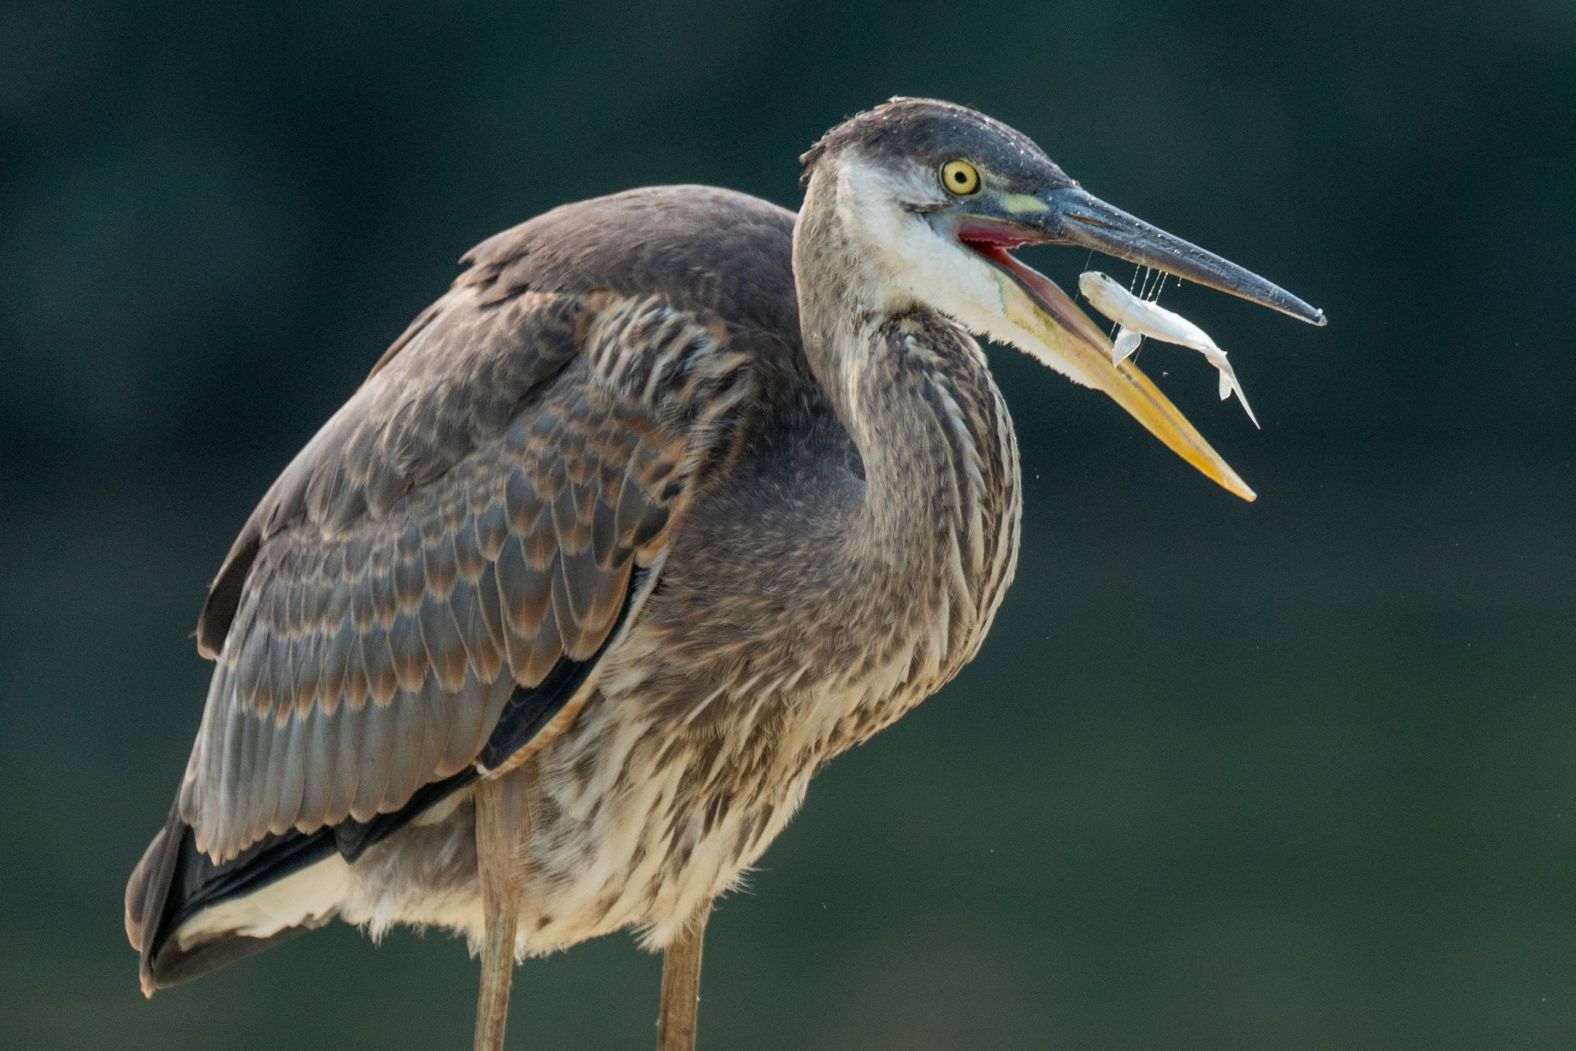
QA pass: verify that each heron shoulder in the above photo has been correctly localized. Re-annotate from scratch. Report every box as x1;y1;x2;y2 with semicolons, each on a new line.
458;185;801;339
197;186;810;659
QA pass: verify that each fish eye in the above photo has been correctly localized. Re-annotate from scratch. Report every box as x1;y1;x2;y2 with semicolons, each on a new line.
940;160;980;196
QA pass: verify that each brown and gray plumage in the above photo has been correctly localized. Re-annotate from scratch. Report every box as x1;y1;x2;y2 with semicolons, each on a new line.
125;98;1323;1047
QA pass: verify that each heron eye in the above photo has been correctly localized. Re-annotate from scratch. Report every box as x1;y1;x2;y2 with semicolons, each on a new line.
941;160;980;196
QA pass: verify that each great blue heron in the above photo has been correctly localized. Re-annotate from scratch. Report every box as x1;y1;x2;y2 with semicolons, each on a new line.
124;98;1324;1049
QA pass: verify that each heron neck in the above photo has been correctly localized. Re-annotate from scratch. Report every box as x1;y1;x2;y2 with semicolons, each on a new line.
793;189;1019;646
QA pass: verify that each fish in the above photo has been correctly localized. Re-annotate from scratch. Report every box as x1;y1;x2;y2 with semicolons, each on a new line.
1077;270;1259;428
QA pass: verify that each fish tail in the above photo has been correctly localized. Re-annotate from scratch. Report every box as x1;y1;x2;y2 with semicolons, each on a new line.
1217;361;1261;429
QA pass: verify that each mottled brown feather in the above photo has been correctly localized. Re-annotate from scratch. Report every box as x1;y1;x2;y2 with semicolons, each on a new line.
177;191;769;863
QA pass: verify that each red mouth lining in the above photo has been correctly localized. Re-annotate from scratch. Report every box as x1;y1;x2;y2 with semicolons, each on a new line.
955;219;1030;255
954;228;1108;352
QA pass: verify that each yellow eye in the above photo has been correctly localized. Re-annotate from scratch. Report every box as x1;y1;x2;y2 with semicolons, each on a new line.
941;159;980;195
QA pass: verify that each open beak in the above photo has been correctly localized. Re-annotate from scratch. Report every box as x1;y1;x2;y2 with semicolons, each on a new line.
955;186;1325;502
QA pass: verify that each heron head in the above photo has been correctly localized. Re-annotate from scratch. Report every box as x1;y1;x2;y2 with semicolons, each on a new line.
800;98;1325;502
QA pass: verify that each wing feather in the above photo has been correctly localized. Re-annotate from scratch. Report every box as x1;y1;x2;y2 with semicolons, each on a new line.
271;710;308;837
173;285;752;864
297;706;337;830
326;698;362;822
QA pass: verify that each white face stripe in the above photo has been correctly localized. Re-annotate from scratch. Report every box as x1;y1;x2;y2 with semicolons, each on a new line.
831;153;1098;391
835;154;1000;316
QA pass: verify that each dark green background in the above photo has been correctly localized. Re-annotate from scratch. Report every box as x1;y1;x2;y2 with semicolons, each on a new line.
3;2;1573;1048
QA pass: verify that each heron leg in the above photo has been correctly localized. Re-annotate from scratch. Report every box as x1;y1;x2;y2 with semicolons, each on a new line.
657;902;711;1051
474;775;531;1051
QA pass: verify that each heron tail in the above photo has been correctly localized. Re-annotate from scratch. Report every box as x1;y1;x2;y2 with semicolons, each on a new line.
124;803;347;996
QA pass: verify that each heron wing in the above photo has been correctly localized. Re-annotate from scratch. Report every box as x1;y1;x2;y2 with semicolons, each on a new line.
178;279;753;866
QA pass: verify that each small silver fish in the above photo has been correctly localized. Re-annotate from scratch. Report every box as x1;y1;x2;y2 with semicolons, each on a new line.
1078;270;1259;428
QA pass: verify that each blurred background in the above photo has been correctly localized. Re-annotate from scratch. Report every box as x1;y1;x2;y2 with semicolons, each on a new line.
2;1;1573;1048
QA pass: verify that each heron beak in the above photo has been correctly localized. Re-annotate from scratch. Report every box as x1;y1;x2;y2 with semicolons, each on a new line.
954;186;1323;502
1040;187;1326;326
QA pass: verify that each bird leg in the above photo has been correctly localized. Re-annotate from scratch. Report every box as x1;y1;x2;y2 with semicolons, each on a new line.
474;774;531;1051
656;902;711;1051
